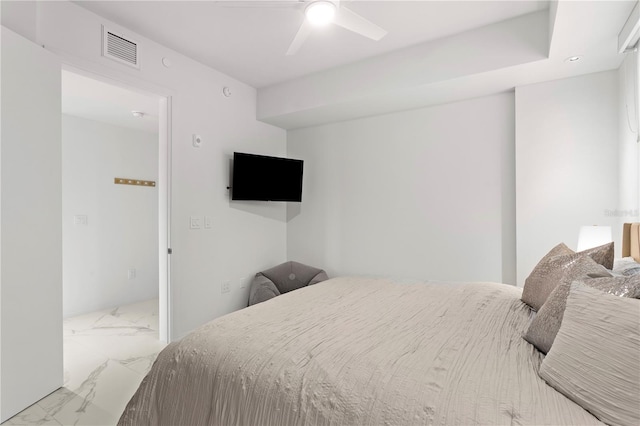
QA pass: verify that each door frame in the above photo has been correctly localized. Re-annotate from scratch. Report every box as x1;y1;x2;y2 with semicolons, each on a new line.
158;96;172;343
60;61;173;343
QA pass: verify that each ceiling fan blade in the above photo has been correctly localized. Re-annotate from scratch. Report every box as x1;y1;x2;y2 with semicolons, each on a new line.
286;19;312;56
333;6;387;41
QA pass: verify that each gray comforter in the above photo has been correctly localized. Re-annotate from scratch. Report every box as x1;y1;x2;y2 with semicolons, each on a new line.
119;277;603;425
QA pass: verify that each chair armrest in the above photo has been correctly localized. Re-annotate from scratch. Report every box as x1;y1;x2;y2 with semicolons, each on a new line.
308;270;329;286
248;274;281;306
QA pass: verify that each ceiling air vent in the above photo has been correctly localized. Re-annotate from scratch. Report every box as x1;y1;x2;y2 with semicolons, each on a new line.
102;26;139;69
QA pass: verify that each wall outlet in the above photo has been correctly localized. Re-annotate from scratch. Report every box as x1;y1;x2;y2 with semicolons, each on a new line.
221;281;231;294
189;216;201;229
128;268;136;280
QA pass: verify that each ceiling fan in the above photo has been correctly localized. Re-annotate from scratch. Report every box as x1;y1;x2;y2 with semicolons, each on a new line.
219;0;388;55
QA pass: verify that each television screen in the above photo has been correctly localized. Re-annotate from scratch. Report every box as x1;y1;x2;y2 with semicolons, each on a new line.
231;152;303;202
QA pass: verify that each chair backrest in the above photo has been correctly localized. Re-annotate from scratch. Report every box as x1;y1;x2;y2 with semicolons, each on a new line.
259;261;325;294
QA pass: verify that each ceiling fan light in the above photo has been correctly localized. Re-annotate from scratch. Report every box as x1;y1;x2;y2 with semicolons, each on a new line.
305;1;336;26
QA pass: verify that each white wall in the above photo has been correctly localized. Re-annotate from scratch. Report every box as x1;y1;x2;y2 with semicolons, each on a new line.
617;53;640;230
2;1;288;339
515;71;619;285
62;114;159;317
1;27;62;422
287;93;516;284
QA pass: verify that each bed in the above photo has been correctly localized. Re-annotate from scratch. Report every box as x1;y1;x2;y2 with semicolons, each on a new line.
119;276;618;426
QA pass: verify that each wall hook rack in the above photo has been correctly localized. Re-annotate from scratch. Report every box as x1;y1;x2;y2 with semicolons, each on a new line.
114;177;156;187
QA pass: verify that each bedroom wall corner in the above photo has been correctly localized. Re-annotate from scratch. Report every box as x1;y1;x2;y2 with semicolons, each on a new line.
286;92;516;284
515;71;619;286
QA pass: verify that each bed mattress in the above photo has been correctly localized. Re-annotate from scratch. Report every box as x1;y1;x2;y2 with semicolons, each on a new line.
119;277;603;425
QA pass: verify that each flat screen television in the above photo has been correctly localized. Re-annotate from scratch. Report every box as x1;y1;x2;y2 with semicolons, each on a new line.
231;152;303;202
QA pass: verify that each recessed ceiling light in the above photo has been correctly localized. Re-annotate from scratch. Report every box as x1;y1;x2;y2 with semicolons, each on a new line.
305;1;337;26
565;55;582;63
131;111;145;118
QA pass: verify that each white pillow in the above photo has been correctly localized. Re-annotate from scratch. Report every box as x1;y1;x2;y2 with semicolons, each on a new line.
539;283;640;426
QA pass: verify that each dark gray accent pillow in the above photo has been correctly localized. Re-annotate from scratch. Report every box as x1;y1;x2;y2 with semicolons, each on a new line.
539;283;640;426
522;251;611;311
524;275;640;353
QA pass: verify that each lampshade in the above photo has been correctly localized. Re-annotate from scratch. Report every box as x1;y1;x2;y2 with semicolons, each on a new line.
577;225;612;251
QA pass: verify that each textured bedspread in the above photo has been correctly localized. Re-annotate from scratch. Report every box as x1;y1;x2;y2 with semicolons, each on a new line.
119;277;603;425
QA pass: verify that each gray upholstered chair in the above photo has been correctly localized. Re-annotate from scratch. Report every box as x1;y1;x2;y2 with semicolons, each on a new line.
248;261;329;306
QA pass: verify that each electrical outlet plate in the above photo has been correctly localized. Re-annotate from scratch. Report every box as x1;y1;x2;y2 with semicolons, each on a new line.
192;134;202;148
221;281;231;294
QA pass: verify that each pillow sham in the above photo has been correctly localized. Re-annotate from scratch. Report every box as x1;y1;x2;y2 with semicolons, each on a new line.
522;251;611;311
524;276;640;353
580;242;615;270
539;283;640;426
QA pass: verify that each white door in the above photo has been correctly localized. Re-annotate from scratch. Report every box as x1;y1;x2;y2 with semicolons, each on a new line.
1;27;63;422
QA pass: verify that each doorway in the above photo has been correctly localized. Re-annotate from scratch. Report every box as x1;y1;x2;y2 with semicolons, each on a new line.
60;68;170;343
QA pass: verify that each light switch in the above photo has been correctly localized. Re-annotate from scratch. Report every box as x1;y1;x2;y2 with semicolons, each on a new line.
204;216;213;229
74;215;88;225
128;268;136;280
190;216;201;229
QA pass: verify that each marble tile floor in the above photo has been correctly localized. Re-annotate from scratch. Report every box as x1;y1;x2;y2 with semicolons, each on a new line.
3;299;166;426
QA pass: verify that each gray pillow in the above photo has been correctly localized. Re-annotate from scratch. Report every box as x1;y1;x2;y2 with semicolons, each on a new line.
522;252;611;311
580;242;614;270
524;276;640;353
613;257;640;276
539;283;640;426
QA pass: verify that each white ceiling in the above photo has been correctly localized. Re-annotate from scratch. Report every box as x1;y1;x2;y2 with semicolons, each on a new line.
62;70;160;134
256;0;637;128
74;0;550;88
70;0;635;129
